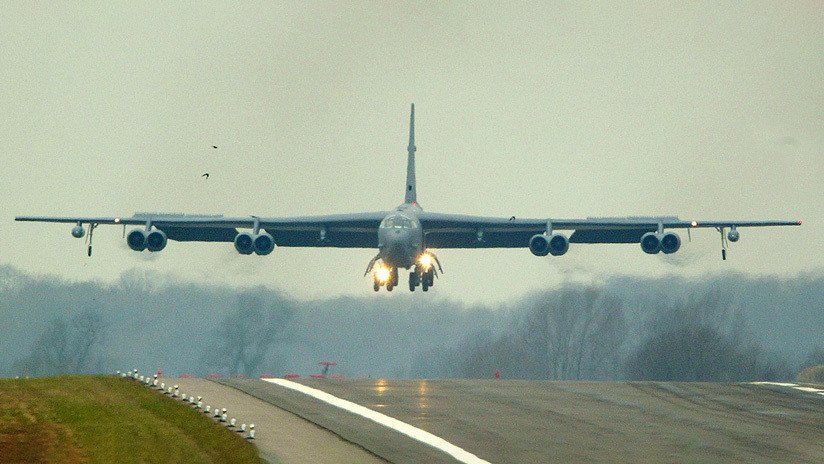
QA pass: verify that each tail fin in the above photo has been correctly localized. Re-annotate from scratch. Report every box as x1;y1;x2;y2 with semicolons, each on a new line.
405;103;417;205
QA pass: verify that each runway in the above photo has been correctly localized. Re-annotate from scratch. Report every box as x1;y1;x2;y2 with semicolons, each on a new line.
171;378;386;464
223;379;824;463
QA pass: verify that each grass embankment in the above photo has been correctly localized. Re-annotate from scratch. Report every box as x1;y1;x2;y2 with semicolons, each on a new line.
0;375;266;464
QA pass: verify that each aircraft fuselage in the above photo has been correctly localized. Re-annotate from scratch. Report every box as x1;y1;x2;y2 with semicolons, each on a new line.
378;203;424;269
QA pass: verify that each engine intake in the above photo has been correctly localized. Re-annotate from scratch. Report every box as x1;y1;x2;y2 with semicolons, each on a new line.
234;232;255;255
127;229;148;252
640;232;661;254
254;233;275;255
660;232;680;254
146;230;167;252
529;234;550;256
529;233;569;257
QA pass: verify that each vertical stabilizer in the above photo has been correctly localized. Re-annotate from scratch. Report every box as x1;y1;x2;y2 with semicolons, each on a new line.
405;103;417;204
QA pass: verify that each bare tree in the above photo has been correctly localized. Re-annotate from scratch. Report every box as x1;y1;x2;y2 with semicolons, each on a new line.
204;291;294;376
13;310;108;376
459;287;628;380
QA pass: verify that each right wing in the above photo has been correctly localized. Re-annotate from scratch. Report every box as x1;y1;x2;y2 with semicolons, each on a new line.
15;212;388;248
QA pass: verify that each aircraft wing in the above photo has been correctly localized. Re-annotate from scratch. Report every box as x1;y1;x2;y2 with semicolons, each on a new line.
417;212;801;248
15;212;389;248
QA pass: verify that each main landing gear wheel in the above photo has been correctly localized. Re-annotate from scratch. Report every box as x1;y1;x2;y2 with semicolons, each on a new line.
409;272;418;292
373;281;380;292
423;269;434;288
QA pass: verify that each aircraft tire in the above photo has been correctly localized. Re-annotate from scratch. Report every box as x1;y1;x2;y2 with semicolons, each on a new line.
373;282;380;292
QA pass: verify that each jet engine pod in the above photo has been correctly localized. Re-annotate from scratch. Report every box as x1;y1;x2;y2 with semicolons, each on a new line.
146;230;167;252
254;232;275;255
727;228;740;242
71;225;85;238
640;232;661;254
234;232;255;255
127;229;148;252
660;232;681;254
529;234;550;256
548;233;569;256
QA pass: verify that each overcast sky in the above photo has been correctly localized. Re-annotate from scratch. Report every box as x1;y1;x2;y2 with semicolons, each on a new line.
1;2;821;304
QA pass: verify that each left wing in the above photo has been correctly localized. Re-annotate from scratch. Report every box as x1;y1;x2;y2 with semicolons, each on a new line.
417;212;801;248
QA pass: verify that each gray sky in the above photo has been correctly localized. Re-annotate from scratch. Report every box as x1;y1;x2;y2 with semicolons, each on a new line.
1;2;821;304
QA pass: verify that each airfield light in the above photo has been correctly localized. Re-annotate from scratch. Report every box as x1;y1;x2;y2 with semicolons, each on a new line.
691;220;698;227
376;266;391;283
418;253;432;270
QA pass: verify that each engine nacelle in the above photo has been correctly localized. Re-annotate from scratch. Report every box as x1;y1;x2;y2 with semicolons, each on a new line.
146;230;167;252
727;228;740;242
254;233;275;255
548;233;569;256
529;234;550;256
640;232;661;254
127;229;148;252
660;232;681;254
529;233;569;257
71;225;85;238
234;232;255;255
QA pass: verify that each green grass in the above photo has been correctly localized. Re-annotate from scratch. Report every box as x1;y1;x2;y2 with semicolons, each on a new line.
0;375;266;464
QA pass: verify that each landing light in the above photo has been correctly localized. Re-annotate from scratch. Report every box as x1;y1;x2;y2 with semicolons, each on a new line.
418;253;432;270
375;267;391;283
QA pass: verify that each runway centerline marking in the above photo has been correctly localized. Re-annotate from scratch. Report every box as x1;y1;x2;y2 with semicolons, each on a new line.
751;382;824;396
263;379;491;464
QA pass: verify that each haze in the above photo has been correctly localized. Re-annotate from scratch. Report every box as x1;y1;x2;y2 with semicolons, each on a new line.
1;3;821;304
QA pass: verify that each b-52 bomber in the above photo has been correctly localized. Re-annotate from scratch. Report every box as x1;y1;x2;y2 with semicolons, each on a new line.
16;105;801;292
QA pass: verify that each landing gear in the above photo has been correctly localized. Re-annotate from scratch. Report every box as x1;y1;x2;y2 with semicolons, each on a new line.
421;268;434;292
409;267;434;292
372;266;399;292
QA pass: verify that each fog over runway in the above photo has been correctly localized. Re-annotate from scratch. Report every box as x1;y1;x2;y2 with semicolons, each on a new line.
223;378;824;463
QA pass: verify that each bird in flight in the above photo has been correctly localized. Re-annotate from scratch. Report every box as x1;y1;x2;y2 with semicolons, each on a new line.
202;173;210;179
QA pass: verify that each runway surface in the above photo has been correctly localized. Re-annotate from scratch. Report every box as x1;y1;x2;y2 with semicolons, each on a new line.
223;379;824;463
171;378;386;464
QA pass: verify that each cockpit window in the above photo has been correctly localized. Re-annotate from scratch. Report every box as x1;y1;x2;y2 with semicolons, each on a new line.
381;215;416;228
